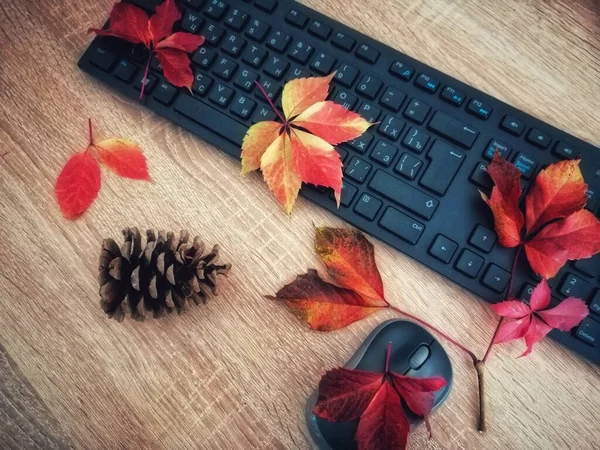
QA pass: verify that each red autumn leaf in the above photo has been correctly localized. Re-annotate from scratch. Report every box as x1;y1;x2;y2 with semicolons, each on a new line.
313;343;447;450
55;151;101;219
314;227;387;304
89;0;204;96
54;120;150;219
491;279;588;356
267;269;385;331
483;153;600;279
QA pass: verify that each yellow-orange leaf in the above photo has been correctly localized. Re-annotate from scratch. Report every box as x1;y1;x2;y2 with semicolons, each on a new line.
241;121;282;174
282;73;334;119
95;138;151;181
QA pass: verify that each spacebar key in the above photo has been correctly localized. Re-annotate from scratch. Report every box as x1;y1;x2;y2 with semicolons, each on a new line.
174;95;248;147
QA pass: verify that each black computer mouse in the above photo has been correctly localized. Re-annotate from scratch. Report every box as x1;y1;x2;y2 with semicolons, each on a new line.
305;319;453;450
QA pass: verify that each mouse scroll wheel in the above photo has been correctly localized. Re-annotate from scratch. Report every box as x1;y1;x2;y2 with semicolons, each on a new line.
408;344;430;370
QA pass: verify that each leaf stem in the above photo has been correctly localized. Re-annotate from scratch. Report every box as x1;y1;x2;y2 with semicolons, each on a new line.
385;341;392;372
88;118;94;145
475;361;486;433
254;80;286;123
388;305;477;363
140;50;152;101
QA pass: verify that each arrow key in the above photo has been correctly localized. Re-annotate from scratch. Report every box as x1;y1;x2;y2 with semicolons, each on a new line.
429;234;458;264
481;264;511;293
455;249;484;278
469;224;497;253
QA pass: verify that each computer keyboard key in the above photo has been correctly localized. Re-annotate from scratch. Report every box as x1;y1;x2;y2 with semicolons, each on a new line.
389;61;414;81
205;0;228;20
395;153;422;180
150;55;163;72
331;32;356;52
500;115;525;136
346;132;373;154
519;283;536;303
310;51;336;75
153;81;178;105
288;40;314;64
204;22;226;45
308;20;332;40
469;225;496;253
420;141;465;196
266;29;291;53
559;273;591;299
252;105;277;123
333;181;358;207
403;99;430;124
334;64;359;87
585;188;600;212
193;47;217;68
429;235;458;263
526;128;552;149
466;99;492;120
455;250;484;278
415;73;439;94
575;318;599;346
481;264;510;293
222;34;246;57
209;83;235;107
224;8;249;31
233;68;259;92
428;111;479;149
379;207;424;245
513;152;537;178
90;47;116;71
590;290;600;315
242;45;267;68
369;170;438;220
357;102;381;123
370;141;398;167
356;44;380;64
245;19;270;42
133;73;157;93
345;157;372;183
332;90;357;110
402;127;429;154
355;193;382;220
174;95;248;147
231;94;256;119
356;75;383;100
379;87;406;113
572;255;599;278
285;9;309;28
378;115;404;141
213;57;238;81
553;141;578;160
256;78;281;101
469;162;493;191
287;66;311;81
484;139;511;160
113;60;137;82
254;0;277;13
183;0;205;9
264;55;289;79
440;86;465;106
192;73;213;96
182;10;204;33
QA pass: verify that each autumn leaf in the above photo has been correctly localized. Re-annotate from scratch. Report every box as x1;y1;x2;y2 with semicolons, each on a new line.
483;153;600;278
241;74;371;213
267;270;385;331
491;279;588;356
54;120;150;219
89;0;204;98
313;343;447;450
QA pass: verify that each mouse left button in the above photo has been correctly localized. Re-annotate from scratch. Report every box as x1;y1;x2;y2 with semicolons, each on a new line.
408;344;430;370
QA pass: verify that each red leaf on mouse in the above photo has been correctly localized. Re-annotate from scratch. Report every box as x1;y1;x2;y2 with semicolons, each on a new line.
491;278;588;356
314;227;387;304
267;269;385;331
89;0;204;97
55;151;101;219
313;343;447;450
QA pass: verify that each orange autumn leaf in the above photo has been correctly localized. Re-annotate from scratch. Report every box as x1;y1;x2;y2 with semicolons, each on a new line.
483;153;600;278
267;269;385;331
96;139;150;180
314;227;387;304
241;74;371;214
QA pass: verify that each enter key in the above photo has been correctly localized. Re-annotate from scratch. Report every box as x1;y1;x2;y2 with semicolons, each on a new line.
420;140;466;196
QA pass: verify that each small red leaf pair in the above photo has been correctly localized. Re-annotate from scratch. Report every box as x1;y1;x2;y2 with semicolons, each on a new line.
89;0;205;97
268;227;389;330
313;343;447;450
483;153;600;278
55;120;150;219
491;278;588;356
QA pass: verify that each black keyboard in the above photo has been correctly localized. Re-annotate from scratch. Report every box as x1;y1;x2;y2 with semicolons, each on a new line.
79;0;600;365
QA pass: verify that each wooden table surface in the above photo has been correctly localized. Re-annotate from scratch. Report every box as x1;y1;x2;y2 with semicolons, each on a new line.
1;0;600;448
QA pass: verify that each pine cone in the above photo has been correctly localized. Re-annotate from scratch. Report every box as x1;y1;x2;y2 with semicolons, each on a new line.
99;228;232;321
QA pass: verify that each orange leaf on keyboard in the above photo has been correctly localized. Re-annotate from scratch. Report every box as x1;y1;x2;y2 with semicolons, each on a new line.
241;74;371;213
89;0;204;98
267;269;384;331
313;344;447;450
314;227;387;304
491;278;588;356
54;120;150;220
96;139;151;181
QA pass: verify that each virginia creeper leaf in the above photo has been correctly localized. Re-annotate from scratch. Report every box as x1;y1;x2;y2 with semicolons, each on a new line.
268;269;384;331
537;297;590;331
155;48;195;89
520;316;552;357
55;151;101;219
89;2;150;46
314;227;387;304
148;0;180;43
96;139;151;180
241;74;371;213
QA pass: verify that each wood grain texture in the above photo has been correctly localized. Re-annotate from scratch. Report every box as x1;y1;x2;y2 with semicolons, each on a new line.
0;0;599;448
